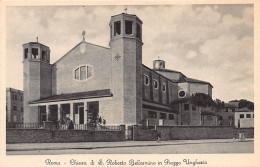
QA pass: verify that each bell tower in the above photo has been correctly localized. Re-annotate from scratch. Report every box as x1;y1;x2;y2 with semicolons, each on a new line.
23;41;52;123
109;13;143;125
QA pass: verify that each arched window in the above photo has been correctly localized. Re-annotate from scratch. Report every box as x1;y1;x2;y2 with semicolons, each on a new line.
162;83;166;92
154;79;158;89
144;74;149;86
74;65;93;81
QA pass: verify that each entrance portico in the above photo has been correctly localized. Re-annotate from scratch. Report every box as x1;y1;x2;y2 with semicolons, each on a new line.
29;89;113;124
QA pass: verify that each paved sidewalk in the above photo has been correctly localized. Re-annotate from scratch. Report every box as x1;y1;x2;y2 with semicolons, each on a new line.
6;138;253;151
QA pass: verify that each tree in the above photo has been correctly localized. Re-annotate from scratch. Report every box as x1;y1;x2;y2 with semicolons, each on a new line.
214;98;225;112
238;99;254;110
190;93;215;107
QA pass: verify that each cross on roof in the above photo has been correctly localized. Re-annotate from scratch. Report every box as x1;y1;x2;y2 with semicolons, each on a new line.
124;8;127;14
82;31;86;42
36;37;38;43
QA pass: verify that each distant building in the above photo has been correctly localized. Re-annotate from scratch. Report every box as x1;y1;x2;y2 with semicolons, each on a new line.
6;88;24;123
216;101;239;126
171;98;217;126
234;107;254;128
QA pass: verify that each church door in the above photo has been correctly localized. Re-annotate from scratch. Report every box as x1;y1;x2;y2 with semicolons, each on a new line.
78;106;84;124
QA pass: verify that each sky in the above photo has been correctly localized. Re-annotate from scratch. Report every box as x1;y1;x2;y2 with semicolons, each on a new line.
5;5;254;102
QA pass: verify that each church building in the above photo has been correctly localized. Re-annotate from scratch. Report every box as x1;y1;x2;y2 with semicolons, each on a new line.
23;12;214;126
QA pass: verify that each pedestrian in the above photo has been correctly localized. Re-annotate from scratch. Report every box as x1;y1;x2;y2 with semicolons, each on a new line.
241;131;245;140
157;132;161;143
68;120;74;130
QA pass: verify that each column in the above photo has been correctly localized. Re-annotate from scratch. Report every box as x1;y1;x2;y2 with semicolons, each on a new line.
84;101;88;124
58;104;61;121
70;102;74;122
46;105;49;121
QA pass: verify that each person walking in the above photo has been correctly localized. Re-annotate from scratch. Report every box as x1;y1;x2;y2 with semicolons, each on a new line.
157;132;161;143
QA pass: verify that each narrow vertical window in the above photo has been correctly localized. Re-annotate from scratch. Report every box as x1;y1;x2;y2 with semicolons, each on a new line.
136;23;141;39
75;68;79;80
24;48;28;59
13;105;17;110
162;83;166;92
144;75;149;86
160;113;166;119
114;21;121;36
80;66;86;80
169;114;174;120
87;66;93;78
110;25;112;38
184;104;189;111
32;48;39;59
125;20;133;34
154;79;158;89
42;50;46;60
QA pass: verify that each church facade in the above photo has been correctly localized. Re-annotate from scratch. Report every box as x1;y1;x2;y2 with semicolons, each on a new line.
23;13;214;126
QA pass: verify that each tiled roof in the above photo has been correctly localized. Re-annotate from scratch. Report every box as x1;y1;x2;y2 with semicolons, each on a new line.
224;102;239;108
30;89;112;104
155;68;186;77
236;107;253;112
201;110;216;115
22;42;50;48
183;77;213;87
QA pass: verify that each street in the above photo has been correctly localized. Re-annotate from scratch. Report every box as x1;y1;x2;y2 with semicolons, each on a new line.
6;139;254;155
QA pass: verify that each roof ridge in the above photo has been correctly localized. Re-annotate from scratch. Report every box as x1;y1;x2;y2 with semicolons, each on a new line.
53;41;110;65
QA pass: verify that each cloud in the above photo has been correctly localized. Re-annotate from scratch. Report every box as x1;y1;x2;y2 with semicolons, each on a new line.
6;5;254;102
186;50;198;60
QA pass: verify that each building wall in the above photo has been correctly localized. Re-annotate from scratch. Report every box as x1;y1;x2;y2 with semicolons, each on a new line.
189;83;212;97
142;108;178;126
23;60;41;123
142;67;151;101
234;112;254;128
202;115;217;126
40;62;52;98
151;71;160;103
142;66;178;104
6;88;24;123
161;77;167;104
179;102;217;126
122;39;142;124
217;110;235;126
54;43;111;95
178;82;189;96
168;82;178;103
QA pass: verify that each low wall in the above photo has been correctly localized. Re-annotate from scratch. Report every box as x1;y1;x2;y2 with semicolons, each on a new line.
156;126;254;140
6;129;125;144
133;126;157;141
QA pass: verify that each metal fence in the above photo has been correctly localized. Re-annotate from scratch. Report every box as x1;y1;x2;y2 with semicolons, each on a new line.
140;125;156;130
6;122;121;131
6;122;44;129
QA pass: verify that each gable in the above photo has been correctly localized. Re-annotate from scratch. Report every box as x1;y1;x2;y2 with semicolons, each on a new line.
53;42;112;95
